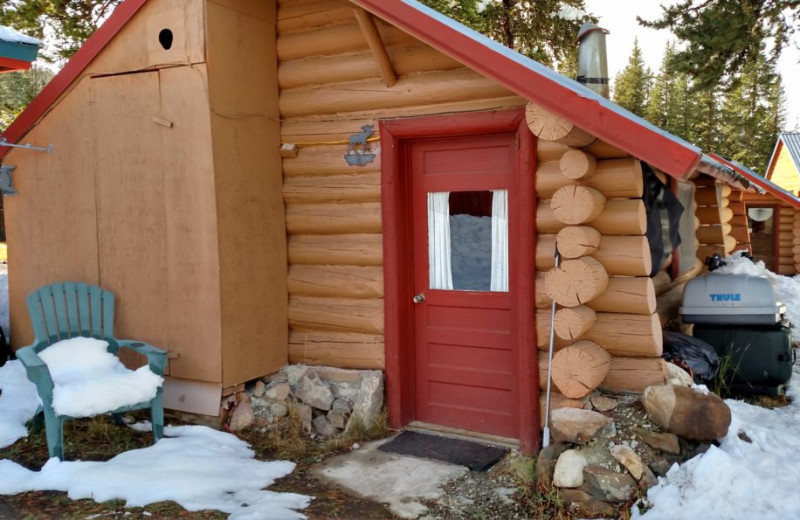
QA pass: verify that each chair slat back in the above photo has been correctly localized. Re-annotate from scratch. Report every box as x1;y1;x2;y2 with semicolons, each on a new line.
27;282;116;347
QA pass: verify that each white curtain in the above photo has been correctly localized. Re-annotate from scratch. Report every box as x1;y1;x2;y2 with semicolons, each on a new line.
490;190;509;292
428;192;453;290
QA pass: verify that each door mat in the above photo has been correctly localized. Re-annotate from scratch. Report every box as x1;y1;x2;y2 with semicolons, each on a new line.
378;431;507;472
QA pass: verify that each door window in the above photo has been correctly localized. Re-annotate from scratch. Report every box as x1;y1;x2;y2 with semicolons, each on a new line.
427;190;508;292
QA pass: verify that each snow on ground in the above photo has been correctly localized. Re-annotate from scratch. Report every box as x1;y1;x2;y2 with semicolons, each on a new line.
0;360;40;448
632;361;800;520
38;336;163;417
631;251;800;520
714;250;800;341
0;25;41;46
0;425;311;520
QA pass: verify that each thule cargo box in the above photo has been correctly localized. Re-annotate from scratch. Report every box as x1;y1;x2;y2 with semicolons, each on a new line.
680;274;786;326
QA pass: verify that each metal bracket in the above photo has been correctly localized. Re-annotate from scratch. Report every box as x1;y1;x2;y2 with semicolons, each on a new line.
0;137;53;154
0;165;17;195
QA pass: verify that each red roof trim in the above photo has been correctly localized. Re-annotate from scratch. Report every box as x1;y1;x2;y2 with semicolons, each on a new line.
0;56;33;73
0;0;148;160
352;0;701;179
710;153;800;210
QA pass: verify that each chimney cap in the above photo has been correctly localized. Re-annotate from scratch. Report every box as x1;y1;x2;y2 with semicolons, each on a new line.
576;22;609;42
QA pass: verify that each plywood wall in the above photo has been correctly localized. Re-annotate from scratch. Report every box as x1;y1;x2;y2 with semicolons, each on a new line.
206;0;288;386
4;0;224;384
277;0;525;370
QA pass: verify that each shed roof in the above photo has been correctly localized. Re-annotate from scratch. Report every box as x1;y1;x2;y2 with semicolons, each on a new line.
0;24;41;73
710;153;800;210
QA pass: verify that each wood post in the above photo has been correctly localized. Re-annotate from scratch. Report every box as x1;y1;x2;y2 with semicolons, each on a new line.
536;233;651;276
559;149;597;180
584;312;663;357
544;257;609;307
600;357;668;392
537;198;647;235
550;340;612;398
535;158;644;198
556;226;601;258
550;185;607;225
586;276;656;315
554;305;597;340
526;102;596;147
696;224;732;245
697;206;733;224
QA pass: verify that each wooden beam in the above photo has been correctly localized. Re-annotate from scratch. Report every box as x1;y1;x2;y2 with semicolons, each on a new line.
353;7;397;87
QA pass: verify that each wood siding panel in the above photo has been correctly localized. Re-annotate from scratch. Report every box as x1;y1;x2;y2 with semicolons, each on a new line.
207;0;288;386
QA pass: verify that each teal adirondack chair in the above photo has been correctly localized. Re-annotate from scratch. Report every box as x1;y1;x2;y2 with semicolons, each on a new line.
16;282;167;460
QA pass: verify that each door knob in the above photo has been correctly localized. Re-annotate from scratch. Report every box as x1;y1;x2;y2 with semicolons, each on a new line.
413;293;426;304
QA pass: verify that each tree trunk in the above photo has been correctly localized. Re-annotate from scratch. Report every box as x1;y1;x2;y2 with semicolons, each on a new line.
544;256;609;307
550;340;612;398
550;185;607;225
554;305;597;341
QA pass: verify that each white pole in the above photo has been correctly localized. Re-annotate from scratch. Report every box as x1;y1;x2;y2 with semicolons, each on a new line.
542;247;560;448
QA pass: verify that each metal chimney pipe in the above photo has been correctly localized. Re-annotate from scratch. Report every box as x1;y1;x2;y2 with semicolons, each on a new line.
576;23;610;98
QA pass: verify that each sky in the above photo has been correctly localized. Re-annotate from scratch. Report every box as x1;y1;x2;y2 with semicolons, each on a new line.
583;0;800;131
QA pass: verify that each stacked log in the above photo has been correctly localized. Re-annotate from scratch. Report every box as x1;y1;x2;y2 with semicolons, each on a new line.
727;190;752;253
777;205;796;274
695;178;738;261
794;211;800;272
528;103;666;400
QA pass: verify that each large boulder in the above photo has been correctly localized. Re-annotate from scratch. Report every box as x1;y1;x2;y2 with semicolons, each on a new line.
550;408;614;444
633;427;681;455
642;384;731;441
582;465;636;503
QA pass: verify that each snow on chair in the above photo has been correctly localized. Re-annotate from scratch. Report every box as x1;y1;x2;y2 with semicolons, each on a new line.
16;282;167;460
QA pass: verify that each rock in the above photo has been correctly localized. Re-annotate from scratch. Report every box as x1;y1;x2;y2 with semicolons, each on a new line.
328;410;347;429
550;408;614;444
634;427;681;455
638;465;659;490
610;444;645;480
252;380;266;397
642;384;731;440
332;398;351;414
313;415;337;437
349;371;384;431
582;465;636;503
666;362;694;387
271;402;288;418
284;365;308;389
295;373;334;410
266;382;291;402
535;444;567;487
228;398;255;432
553;449;588;488
647;456;673;477
590;395;618;412
559;489;618;518
294;403;313;432
265;371;289;384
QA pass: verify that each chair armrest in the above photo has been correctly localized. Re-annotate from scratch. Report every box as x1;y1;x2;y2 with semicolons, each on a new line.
116;339;168;376
16;345;54;398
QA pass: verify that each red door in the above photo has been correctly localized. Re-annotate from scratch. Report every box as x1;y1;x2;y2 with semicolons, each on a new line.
409;133;519;438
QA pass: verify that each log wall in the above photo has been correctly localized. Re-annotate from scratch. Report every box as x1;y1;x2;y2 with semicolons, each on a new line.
528;105;667;399
277;0;525;369
694;177;738;261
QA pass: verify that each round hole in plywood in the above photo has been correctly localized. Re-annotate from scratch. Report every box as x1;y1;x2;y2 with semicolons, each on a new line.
158;29;173;50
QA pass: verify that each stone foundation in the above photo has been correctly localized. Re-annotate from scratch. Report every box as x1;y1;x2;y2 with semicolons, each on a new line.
221;365;385;437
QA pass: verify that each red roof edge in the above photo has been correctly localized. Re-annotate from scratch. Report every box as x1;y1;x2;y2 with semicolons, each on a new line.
352;0;702;179
0;56;33;73
0;0;148;160
710;153;800;210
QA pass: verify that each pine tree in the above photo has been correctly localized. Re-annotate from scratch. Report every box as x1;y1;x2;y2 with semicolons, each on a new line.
639;0;800;90
0;67;54;131
420;0;595;69
686;86;722;152
718;54;786;172
612;39;651;117
644;43;677;129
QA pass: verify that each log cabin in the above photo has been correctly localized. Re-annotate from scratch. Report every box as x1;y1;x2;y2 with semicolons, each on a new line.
1;0;798;454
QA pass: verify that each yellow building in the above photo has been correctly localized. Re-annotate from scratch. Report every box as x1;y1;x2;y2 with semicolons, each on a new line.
766;133;800;196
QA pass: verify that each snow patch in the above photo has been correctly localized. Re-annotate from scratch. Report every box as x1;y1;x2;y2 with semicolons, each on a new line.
38;337;163;417
0;425;311;519
0;360;40;448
